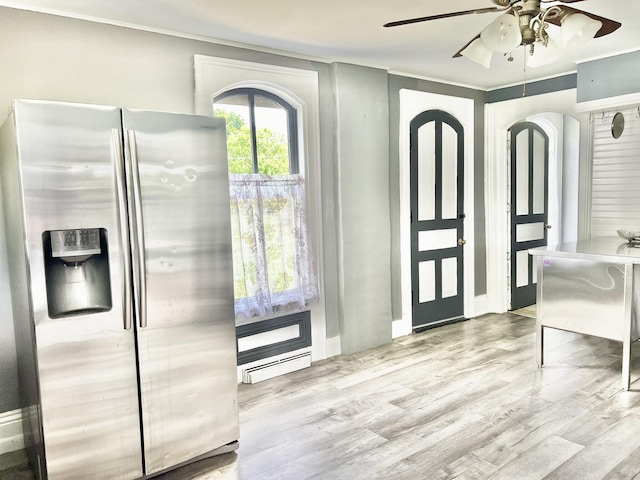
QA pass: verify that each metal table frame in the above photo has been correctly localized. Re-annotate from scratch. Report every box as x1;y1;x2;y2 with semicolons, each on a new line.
531;238;640;391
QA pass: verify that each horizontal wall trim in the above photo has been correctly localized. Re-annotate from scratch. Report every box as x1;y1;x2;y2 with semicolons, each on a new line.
236;311;311;365
487;74;577;104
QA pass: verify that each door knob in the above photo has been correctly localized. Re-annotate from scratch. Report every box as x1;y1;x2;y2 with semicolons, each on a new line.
458;238;466;246
545;224;552;230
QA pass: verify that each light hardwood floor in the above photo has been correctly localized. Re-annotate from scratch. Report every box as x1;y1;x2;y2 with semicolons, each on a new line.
4;312;640;479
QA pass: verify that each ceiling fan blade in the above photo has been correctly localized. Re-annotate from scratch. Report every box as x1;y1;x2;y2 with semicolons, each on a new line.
545;6;621;37
453;34;482;58
384;7;502;28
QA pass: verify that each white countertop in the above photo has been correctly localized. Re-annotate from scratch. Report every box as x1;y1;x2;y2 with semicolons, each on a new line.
529;236;640;265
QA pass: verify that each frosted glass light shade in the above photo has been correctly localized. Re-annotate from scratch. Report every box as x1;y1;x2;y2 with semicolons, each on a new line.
460;38;493;68
527;36;562;68
480;13;523;53
561;13;602;50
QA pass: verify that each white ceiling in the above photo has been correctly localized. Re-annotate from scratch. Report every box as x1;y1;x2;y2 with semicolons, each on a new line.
3;0;640;90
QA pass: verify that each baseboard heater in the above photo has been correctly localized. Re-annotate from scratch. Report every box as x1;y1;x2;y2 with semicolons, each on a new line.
242;352;311;384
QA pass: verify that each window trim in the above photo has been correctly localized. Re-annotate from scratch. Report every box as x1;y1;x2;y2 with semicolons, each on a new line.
194;55;328;361
236;310;311;365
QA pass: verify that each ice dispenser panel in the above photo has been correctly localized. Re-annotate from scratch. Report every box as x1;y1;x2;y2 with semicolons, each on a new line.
42;228;112;318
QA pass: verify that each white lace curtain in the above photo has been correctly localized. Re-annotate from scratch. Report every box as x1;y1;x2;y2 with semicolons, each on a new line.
229;173;318;319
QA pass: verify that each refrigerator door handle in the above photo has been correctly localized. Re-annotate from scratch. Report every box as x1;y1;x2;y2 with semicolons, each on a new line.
127;130;148;329
113;128;133;331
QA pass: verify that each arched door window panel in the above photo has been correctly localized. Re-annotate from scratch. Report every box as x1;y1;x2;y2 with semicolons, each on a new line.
515;128;546;217
417;122;458;222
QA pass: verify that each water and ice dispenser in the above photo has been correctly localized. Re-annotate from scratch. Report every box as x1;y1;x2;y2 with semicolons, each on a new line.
42;228;112;318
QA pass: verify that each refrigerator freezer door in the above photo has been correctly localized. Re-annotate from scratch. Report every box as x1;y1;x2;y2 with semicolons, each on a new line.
11;100;143;479
123;109;239;475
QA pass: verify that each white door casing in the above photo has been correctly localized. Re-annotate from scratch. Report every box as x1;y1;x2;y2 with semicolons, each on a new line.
396;89;475;338
485;89;590;314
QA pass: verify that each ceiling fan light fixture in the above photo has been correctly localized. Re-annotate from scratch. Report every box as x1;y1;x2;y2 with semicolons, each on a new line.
480;13;523;53
527;36;562;68
561;13;602;50
383;3;621;71
460;37;493;68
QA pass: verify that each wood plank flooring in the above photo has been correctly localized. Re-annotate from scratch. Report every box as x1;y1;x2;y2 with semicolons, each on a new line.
4;312;640;479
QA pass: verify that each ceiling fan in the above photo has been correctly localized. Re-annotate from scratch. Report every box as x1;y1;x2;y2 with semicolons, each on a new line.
384;0;621;68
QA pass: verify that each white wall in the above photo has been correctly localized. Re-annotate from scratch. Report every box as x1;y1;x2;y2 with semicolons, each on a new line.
562;117;580;244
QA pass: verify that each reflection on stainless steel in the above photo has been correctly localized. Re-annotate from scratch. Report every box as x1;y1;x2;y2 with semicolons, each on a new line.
112;128;133;331
617;242;640;254
125;129;148;329
538;258;634;341
534;236;640;261
531;238;640;390
123;108;238;475
0;100;239;479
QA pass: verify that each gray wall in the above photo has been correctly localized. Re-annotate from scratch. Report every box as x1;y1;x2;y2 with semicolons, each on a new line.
0;7;336;113
577;51;640;103
0;189;19;412
387;75;487;321
331;63;392;354
487;74;577;103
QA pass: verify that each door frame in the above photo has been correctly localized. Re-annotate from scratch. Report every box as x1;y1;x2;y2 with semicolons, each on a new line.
485;89;591;313
396;89;475;338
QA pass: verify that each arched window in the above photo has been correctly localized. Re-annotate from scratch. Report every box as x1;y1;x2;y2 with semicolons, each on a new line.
213;88;317;320
214;88;298;175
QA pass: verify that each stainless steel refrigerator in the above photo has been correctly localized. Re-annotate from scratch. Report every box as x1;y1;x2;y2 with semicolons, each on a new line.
0;99;239;479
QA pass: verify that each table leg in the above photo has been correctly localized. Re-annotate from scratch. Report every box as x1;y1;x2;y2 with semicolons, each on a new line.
622;264;633;391
622;334;631;391
536;256;544;368
536;323;544;368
